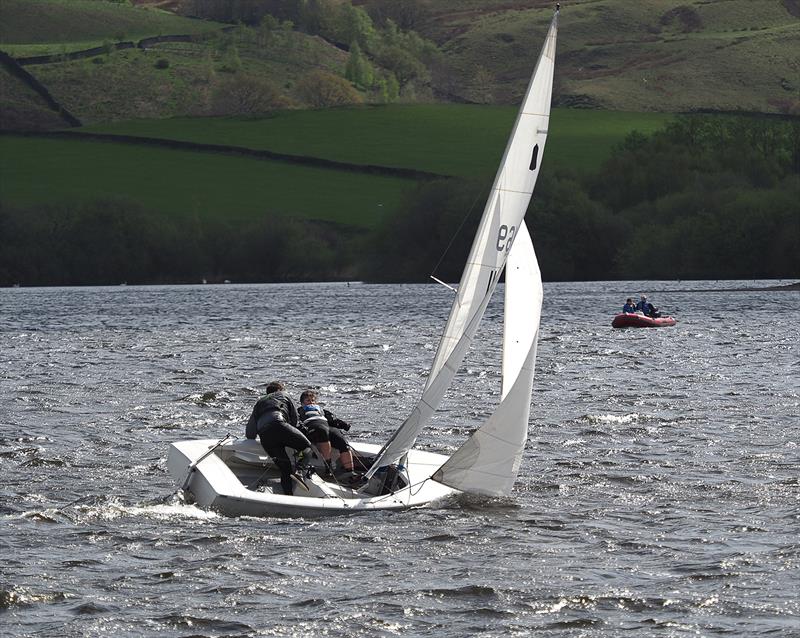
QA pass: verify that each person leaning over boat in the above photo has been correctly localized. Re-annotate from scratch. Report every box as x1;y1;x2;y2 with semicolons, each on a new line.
245;380;311;496
298;389;355;479
636;295;660;318
622;298;637;313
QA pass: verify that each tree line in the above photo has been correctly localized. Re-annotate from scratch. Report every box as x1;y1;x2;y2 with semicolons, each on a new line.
0;201;362;286
365;114;800;282
1;114;797;286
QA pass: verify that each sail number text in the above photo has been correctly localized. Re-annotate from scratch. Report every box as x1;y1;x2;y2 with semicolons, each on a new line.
496;225;516;252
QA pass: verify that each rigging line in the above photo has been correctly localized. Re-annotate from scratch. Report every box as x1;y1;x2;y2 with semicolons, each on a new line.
248;451;345;502
430;183;489;280
244;443;290;491
247;464;274;491
297;445;348;502
307;443;354;503
354;482;404;506
409;475;431;498
363;476;431;505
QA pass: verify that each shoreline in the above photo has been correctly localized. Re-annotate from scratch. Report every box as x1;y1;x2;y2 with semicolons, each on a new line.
3;281;799;291
659;282;800;293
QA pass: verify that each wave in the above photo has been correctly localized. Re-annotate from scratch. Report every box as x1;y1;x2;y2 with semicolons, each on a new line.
586;413;641;424
7;495;218;525
0;586;70;609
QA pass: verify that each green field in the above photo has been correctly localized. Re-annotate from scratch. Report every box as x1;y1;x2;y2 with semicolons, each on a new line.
83;106;671;176
0;0;223;55
0;135;413;228
1;106;671;229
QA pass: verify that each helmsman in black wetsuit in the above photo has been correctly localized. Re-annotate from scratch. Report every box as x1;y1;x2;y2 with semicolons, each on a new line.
245;380;311;495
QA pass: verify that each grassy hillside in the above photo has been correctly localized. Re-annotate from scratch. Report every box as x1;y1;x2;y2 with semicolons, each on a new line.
14;26;351;125
1;0;796;129
411;0;800;114
82;105;670;176
0;0;222;55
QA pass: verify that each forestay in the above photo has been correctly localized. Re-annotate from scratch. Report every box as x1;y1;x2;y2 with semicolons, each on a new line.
366;11;558;480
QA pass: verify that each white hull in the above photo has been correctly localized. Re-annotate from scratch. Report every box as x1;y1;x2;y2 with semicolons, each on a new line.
168;438;457;517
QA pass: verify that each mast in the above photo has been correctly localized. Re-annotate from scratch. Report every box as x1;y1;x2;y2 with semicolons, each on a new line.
365;8;559;480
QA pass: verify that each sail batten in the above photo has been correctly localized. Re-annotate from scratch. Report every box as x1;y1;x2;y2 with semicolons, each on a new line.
496;188;535;196
366;10;557;481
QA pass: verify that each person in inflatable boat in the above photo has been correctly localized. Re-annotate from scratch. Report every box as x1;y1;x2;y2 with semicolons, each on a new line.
622;298;637;313
298;389;356;480
636;295;660;318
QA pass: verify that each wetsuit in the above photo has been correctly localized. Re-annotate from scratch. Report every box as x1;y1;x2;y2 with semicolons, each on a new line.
298;403;350;454
245;391;309;495
622;302;637;313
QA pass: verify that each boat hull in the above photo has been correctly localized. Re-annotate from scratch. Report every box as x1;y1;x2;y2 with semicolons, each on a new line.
612;313;676;328
168;438;457;517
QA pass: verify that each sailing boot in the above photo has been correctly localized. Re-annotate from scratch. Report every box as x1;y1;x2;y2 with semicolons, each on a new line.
294;448;315;479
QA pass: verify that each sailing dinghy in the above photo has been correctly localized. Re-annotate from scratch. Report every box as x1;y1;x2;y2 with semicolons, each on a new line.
168;8;559;516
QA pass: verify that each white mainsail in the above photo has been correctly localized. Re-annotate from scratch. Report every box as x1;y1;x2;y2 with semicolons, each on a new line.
366;10;558;479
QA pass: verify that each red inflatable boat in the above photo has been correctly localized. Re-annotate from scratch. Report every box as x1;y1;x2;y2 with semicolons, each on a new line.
612;313;677;328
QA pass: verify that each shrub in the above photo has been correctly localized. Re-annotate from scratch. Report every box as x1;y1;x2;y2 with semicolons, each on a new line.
210;74;292;115
295;70;363;108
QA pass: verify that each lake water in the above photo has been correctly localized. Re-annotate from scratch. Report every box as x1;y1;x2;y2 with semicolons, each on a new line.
1;281;798;637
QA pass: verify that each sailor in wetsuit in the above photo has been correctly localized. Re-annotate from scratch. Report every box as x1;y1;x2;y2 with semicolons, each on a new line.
245;380;311;495
298;389;354;478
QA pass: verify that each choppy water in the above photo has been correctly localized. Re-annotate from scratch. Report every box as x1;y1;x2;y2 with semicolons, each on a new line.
1;280;798;637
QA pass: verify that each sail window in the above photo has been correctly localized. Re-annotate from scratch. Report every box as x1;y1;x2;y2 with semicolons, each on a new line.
529;144;539;171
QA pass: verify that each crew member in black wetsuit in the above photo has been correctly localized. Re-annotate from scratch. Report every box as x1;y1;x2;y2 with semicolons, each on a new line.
298;389;355;478
245;380;311;495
